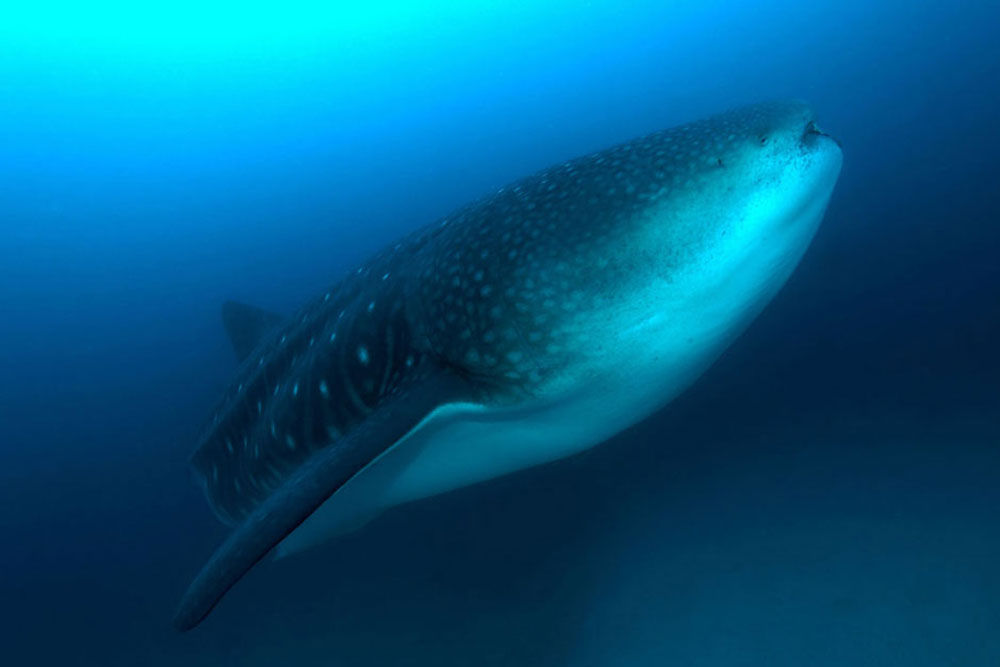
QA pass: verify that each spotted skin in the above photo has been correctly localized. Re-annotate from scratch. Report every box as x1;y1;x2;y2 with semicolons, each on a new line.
191;99;837;533
193;247;429;523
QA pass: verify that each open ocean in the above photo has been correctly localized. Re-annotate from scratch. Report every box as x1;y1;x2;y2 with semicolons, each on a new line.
1;1;998;664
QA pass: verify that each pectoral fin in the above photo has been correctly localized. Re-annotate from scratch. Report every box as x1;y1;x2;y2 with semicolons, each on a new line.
173;368;466;631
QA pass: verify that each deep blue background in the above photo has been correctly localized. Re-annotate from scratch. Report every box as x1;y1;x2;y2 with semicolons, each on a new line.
1;1;998;664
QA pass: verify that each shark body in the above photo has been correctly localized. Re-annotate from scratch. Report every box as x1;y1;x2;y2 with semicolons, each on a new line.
175;100;843;630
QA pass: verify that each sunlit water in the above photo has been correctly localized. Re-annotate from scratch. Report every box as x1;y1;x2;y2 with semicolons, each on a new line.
1;1;997;664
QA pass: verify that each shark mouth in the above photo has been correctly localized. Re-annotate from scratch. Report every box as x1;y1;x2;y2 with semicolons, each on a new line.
804;120;842;148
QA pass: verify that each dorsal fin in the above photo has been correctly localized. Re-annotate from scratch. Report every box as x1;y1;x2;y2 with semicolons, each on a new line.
221;301;283;363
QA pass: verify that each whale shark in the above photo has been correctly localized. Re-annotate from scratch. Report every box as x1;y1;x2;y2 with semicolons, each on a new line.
174;100;842;630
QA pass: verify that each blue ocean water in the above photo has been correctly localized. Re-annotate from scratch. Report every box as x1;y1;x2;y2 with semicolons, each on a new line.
1;0;998;664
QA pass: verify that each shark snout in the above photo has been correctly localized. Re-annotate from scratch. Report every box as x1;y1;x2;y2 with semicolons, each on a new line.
803;120;842;149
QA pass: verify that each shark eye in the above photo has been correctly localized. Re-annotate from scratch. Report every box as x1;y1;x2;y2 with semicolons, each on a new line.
758;134;769;146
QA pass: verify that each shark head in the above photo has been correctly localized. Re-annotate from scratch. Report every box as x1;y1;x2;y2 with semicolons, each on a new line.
636;99;843;294
419;100;843;403
612;99;843;354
